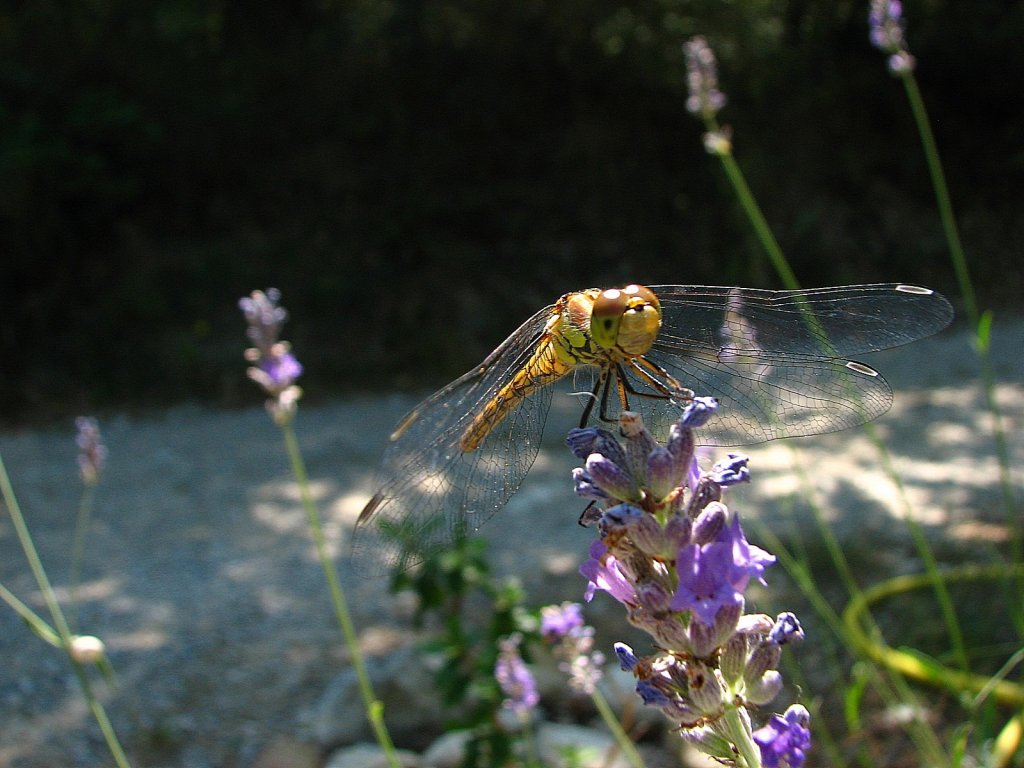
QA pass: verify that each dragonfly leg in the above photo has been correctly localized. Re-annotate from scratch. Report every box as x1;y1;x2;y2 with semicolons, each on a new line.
578;367;607;427
594;366;620;424
624;356;693;401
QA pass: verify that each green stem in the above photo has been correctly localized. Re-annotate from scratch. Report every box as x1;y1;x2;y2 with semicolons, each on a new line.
0;451;132;768
901;70;1019;550
0;580;61;646
279;421;400;768
707;102;973;672
70;483;96;628
862;422;970;673
518;710;543;768
705;118;800;292
724;705;762;768
899;74;975;322
590;685;647;768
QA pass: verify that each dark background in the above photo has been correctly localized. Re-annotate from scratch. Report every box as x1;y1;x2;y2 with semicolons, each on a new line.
2;0;1021;422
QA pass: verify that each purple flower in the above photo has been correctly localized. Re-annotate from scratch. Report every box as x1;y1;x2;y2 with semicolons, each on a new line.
723;514;776;590
671;540;743;626
257;350;303;391
868;0;916;73
753;704;811;768
495;635;539;715
613;642;639;672
75;416;107;486
769;612;805;646
709;453;750;486
678;396;718;429
240;289;303;423
540;602;585;641
540;602;605;694
580;540;637;605
684;37;727;118
671;515;774;626
567;406;806;764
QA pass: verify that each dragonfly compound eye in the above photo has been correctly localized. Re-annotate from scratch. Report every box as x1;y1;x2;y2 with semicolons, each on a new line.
591;284;662;356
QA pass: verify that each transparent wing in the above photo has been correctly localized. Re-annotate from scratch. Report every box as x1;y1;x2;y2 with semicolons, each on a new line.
629;283;954;444
352;304;560;573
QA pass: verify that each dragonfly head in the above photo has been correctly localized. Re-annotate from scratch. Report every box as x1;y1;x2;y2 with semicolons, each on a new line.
591;284;662;356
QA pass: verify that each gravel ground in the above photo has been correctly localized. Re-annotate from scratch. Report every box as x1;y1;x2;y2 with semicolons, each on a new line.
1;319;1022;767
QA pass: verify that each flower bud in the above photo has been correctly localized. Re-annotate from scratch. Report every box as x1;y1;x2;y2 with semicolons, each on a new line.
719;633;748;685
663;514;692;550
645;446;683;500
70;635;105;664
711;600;743;649
586;453;640;502
614;642;638;672
626;512;671;558
692;501;727;544
687;615;718;659
745;669;783;706
635;579;673;614
648;616;691;651
745;641;782;684
686;661;725;719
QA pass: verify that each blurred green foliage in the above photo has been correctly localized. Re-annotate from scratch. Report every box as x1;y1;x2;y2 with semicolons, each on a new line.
1;0;1021;419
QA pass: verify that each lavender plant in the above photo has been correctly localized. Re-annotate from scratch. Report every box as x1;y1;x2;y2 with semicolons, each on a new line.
571;398;809;767
70;416;107;623
0;424;130;767
240;288;401;768
867;0;1015;534
538;601;647;768
683;13;1021;763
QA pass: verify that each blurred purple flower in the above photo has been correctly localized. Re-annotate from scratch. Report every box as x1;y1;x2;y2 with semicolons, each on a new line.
240;288;303;423
868;0;916;73
540;602;605;694
75;416;107;486
494;635;539;715
684;36;727;117
540;602;585;641
754;704;812;768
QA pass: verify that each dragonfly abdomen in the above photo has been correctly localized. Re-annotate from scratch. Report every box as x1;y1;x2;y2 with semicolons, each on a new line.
459;336;573;452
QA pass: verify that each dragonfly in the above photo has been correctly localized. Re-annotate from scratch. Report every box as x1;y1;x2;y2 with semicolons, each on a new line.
355;283;953;572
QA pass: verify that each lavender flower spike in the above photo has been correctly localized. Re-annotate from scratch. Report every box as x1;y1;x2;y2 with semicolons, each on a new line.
495;634;539;716
75;416;107;486
868;0;916;73
570;404;809;765
753;704;812;768
240;288;303;424
540;602;606;694
684;36;727;118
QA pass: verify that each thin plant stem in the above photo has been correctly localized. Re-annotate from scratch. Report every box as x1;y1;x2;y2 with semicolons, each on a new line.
705;110;972;672
278;421;401;768
749;454;949;764
703;116;801;292
724;705;762;768
899;70;1018;547
862;421;970;672
69;483;96;628
899;75;974;322
0;580;61;646
589;685;647;768
0;451;132;768
517;711;543;768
